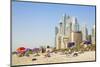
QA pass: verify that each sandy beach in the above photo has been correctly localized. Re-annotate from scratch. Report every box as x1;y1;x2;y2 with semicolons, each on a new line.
12;51;95;66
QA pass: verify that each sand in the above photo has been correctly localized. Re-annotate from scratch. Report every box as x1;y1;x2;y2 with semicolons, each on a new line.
12;51;95;66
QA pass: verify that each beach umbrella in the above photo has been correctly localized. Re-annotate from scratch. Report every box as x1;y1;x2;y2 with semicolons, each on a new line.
26;48;32;51
17;47;26;54
33;48;40;52
84;40;91;45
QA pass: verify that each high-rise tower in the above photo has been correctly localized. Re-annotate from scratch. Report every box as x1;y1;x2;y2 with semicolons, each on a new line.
71;17;79;32
92;25;95;44
81;24;88;41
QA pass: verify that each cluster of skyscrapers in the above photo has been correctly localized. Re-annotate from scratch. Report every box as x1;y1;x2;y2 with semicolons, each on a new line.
55;14;95;49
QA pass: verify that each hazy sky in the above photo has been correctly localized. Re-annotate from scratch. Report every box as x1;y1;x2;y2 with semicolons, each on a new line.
12;1;95;51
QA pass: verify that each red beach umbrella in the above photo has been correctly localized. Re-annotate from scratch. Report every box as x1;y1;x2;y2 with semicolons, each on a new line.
17;47;26;54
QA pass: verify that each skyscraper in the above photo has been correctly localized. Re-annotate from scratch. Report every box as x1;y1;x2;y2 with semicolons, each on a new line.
55;14;70;49
87;35;92;42
62;14;67;35
55;26;59;35
71;31;82;46
72;17;79;32
59;22;63;34
65;16;72;39
55;14;81;49
81;24;88;41
92;25;95;44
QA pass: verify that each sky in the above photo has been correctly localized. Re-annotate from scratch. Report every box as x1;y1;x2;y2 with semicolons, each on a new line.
12;1;96;51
